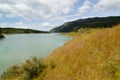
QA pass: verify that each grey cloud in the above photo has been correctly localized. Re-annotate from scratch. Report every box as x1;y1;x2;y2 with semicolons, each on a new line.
0;0;78;20
93;0;120;12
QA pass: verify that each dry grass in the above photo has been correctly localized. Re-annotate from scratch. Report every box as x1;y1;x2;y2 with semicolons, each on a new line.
42;25;120;80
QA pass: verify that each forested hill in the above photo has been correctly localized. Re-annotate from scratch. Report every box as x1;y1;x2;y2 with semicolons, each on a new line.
0;28;48;34
50;16;120;32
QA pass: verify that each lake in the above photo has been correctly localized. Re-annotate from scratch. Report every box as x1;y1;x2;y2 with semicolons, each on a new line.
0;33;71;74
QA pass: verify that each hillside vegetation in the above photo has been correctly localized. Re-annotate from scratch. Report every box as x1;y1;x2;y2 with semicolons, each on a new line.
43;24;120;80
51;16;120;32
0;28;48;34
0;29;4;38
1;25;120;80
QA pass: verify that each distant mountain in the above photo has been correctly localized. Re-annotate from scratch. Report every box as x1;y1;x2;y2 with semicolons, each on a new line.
50;16;120;32
0;28;49;34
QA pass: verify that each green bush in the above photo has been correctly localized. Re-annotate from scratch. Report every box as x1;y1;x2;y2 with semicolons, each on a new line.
1;57;46;80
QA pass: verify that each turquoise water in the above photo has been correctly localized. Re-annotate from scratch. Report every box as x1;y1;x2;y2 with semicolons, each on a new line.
0;33;71;74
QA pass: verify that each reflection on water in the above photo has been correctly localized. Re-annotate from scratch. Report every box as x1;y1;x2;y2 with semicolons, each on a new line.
0;33;71;74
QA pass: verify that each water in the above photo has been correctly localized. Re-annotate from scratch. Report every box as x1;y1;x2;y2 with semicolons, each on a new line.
0;33;71;74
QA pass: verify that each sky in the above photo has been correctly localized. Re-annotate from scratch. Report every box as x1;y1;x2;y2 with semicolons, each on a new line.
0;0;120;31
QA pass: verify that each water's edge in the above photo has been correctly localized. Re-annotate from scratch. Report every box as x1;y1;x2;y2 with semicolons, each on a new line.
0;33;72;74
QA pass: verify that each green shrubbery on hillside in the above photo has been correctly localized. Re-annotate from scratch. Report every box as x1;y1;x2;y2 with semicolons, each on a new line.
51;16;120;32
1;57;46;80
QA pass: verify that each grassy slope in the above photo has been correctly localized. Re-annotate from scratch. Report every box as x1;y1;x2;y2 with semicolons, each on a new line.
39;25;120;80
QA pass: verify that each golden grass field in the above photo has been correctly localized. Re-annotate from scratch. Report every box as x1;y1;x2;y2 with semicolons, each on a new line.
40;25;120;80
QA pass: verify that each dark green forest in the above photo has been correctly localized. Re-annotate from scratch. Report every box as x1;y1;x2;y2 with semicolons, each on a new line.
51;16;120;32
0;28;48;34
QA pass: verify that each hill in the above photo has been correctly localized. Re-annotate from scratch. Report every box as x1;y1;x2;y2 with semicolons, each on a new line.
43;24;120;80
0;28;48;34
1;24;120;80
50;16;120;32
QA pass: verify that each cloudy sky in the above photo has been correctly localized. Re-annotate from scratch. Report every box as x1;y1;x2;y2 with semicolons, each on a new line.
0;0;120;31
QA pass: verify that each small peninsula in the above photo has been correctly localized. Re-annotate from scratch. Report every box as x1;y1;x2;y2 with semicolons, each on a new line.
0;34;5;38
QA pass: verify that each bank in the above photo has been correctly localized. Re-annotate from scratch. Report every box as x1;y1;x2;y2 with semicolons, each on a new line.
0;34;5;39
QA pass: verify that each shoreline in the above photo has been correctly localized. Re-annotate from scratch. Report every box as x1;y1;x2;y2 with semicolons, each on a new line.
0;34;5;39
46;33;75;57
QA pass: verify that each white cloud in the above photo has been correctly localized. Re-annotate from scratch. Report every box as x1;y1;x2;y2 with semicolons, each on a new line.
0;21;55;31
82;16;95;19
40;22;55;31
0;0;78;20
0;23;9;27
78;0;92;14
0;22;29;29
94;0;120;12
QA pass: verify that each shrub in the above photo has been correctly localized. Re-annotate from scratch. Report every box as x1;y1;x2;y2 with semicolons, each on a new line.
0;57;46;80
